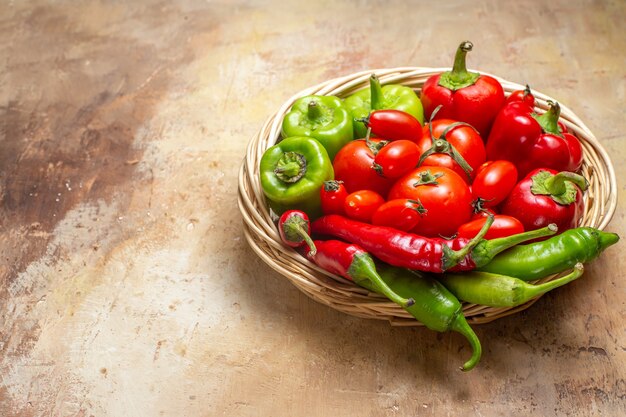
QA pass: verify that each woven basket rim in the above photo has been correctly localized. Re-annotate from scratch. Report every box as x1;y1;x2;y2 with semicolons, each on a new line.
238;66;618;326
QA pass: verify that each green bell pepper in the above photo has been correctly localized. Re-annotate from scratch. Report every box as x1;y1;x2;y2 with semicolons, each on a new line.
281;95;353;160
345;74;424;138
260;136;334;218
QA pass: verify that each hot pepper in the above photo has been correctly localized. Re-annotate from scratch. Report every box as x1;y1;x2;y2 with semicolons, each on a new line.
501;168;588;233
311;214;557;273
420;41;505;139
345;74;424;138
278;210;317;255
306;239;414;308
486;99;584;177
281;95;354;160
478;227;619;281
260;136;334;218
439;263;584;308
358;263;482;371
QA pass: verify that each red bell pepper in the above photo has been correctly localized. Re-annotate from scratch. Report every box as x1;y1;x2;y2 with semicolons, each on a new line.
501;168;588;233
486;97;584;178
420;41;505;139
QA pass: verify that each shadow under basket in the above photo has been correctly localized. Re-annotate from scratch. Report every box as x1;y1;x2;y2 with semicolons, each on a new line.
237;67;617;326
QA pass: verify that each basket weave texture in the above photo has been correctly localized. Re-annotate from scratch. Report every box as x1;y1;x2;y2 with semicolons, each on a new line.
237;67;617;326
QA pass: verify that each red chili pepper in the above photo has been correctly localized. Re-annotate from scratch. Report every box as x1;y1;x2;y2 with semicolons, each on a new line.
486;99;584;178
359;109;423;142
278;210;317;255
501;168;588;233
311;214;557;272
505;84;535;107
420;41;505;139
306;239;415;308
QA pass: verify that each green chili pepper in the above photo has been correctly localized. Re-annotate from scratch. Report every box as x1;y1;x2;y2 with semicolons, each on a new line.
477;227;619;281
281;95;354;160
345;74;424;138
260;136;334;218
360;263;482;372
439;263;584;308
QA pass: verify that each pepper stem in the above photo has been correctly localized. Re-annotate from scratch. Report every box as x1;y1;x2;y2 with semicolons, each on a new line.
274;151;307;183
471;223;559;268
531;170;588;205
349;253;415;308
543;171;589;194
450;314;482;372
307;100;323;120
533;101;563;136
438;41;481;91
516;263;584;303
282;216;317;256
442;215;494;271
369;74;385;110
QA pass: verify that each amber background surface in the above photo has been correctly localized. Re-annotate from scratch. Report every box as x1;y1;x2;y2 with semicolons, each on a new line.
1;1;624;416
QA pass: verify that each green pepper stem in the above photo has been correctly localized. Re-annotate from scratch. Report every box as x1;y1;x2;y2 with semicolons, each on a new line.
516;262;584;301
471;223;559;268
450;314;482;371
543;171;589;194
533;101;562;136
349;253;415;308
438;41;480;91
274;151;307;183
442;215;495;271
307;100;323;120
369;74;385;110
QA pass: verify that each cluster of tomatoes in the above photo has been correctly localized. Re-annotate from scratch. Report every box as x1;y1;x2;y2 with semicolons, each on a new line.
321;104;550;240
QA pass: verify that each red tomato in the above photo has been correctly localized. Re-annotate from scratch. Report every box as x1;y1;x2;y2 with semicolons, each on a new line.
371;199;426;231
417;119;486;182
471;160;518;208
388;166;473;237
457;215;525;240
344;190;385;223
373;140;420;179
320;180;348;215
333;139;395;197
365;109;422;142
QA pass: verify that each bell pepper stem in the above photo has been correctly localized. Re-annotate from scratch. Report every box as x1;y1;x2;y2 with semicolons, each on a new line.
533;100;562;136
438;41;480;91
274;151;307;183
307;100;323;120
369;74;385;110
471;223;559;267
543;171;589;194
349;253;415;308
450;314;482;372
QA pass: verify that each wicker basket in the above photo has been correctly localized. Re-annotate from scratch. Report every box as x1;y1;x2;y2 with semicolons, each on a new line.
237;67;617;326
